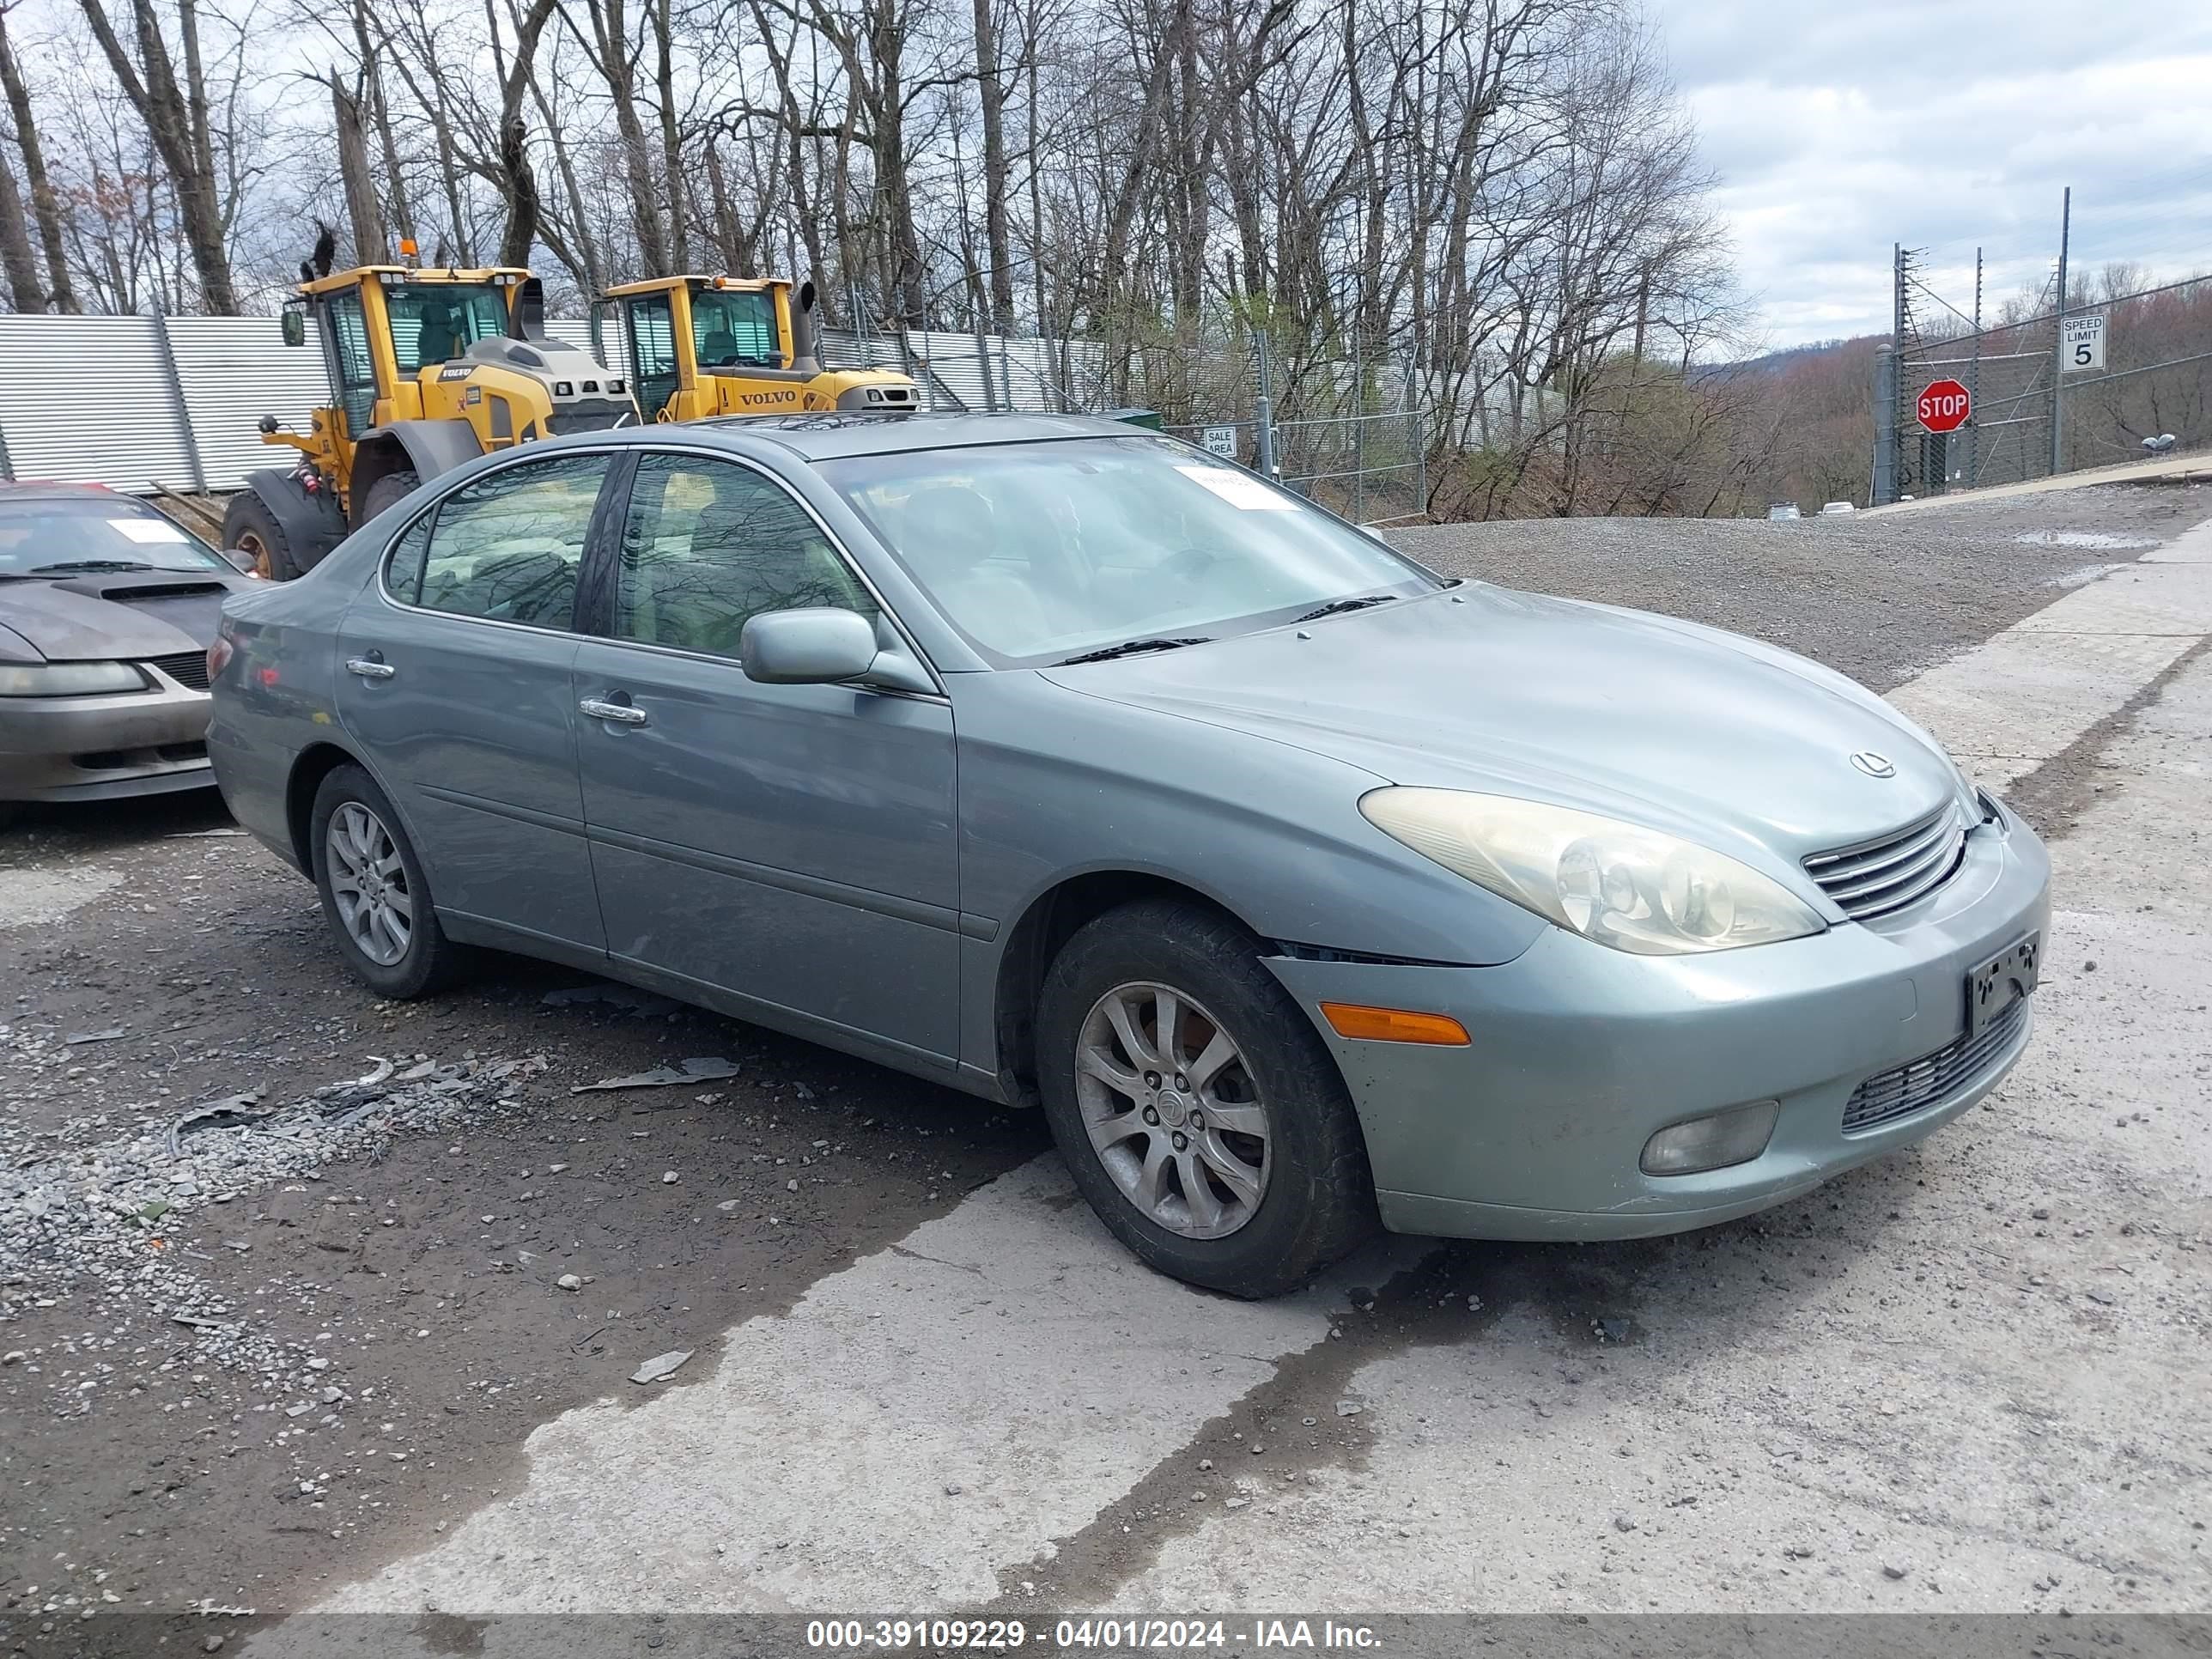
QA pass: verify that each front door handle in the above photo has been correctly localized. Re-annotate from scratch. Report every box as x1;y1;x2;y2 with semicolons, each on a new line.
579;696;648;726
345;656;396;679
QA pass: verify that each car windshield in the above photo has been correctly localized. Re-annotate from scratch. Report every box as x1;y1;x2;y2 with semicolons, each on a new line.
820;435;1437;664
0;497;229;576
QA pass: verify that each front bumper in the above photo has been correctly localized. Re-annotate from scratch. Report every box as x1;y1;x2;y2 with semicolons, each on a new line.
1267;805;2051;1241
0;681;216;803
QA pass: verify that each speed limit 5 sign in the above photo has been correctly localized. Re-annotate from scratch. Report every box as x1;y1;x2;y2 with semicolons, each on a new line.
2063;313;2106;372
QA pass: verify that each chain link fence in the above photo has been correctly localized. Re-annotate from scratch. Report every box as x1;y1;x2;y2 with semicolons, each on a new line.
1874;267;2211;502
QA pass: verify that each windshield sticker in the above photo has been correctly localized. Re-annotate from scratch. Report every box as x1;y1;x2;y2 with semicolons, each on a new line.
109;518;189;544
1174;465;1297;510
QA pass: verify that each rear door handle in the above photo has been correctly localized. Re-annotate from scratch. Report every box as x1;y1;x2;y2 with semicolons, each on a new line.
579;697;647;726
345;656;396;679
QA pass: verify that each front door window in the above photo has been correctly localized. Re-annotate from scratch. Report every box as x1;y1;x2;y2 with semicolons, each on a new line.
321;289;379;440
625;295;680;419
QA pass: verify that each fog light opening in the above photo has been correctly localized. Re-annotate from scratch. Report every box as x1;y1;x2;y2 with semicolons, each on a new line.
1640;1100;1779;1176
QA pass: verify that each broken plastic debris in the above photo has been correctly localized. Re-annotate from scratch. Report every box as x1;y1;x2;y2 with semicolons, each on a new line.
354;1056;395;1088
166;1091;269;1158
573;1058;739;1093
630;1349;694;1385
65;1027;126;1045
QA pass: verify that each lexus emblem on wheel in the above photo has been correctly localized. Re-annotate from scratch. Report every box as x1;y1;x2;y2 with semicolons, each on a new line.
1850;750;1896;778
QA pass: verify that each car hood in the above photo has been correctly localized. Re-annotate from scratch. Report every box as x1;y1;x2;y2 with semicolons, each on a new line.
1039;584;1965;869
0;568;250;661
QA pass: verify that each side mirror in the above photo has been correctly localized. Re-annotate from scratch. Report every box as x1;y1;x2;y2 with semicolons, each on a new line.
219;548;258;576
280;310;306;348
739;608;878;685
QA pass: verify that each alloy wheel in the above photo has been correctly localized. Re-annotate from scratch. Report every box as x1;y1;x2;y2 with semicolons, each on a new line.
326;801;413;967
1073;980;1271;1239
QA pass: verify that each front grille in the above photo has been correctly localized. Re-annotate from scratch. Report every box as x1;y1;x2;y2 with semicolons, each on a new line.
1843;997;2029;1134
1804;802;1968;920
149;650;210;691
556;398;641;434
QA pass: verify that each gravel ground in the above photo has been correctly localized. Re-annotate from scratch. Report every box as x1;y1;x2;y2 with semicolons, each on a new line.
1;480;2206;1651
1395;482;2212;691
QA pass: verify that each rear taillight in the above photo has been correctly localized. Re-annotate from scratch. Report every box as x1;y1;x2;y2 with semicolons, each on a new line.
206;633;235;682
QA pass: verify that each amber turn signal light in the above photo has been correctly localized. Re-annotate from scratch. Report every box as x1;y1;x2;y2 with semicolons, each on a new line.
1319;1002;1471;1045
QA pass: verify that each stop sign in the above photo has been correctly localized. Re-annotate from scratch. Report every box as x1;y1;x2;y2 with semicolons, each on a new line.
1917;378;1971;433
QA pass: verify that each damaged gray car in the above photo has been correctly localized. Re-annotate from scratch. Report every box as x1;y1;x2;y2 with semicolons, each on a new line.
0;483;258;820
205;415;2048;1297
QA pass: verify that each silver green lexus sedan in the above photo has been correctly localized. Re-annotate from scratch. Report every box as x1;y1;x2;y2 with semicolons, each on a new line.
205;414;2048;1297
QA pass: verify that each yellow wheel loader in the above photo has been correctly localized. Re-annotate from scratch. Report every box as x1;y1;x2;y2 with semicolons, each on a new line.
599;276;920;423
225;248;641;579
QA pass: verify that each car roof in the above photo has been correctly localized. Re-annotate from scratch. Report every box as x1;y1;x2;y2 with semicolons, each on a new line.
687;410;1148;462
0;482;149;506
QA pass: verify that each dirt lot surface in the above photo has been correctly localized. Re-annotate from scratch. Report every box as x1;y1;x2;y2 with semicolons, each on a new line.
3;482;2208;1656
1396;482;2212;692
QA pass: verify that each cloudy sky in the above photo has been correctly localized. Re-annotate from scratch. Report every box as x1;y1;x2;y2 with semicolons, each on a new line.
1647;0;2212;348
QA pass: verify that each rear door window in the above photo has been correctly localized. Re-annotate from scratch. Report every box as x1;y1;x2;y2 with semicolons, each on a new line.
410;453;611;630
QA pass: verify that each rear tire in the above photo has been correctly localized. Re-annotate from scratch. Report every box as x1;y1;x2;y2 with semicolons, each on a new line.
358;468;421;525
309;763;462;999
222;489;301;581
1035;899;1377;1297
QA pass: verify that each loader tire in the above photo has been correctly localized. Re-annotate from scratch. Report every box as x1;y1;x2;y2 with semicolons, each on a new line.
358;469;422;525
222;489;302;581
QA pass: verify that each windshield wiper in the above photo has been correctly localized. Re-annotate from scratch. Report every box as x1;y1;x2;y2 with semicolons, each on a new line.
30;560;164;574
1055;636;1212;666
1296;592;1395;623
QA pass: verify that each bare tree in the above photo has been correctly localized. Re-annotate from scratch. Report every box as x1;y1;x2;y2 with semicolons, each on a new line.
0;3;73;309
75;0;239;309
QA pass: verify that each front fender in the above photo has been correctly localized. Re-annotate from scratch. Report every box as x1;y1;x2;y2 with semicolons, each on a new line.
352;422;486;515
954;673;1547;967
241;467;348;570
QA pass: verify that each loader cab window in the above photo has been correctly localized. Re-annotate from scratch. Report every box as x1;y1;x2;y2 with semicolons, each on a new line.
690;289;779;369
320;289;380;441
389;283;507;374
625;293;680;420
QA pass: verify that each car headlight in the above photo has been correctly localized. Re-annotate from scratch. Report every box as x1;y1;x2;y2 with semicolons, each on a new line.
1359;787;1826;956
0;661;149;697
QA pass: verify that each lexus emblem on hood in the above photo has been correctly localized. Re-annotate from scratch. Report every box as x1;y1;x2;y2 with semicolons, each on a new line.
1850;750;1897;779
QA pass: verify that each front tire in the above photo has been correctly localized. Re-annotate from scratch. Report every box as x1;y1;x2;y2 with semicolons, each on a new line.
1036;899;1377;1297
309;763;460;999
221;489;301;581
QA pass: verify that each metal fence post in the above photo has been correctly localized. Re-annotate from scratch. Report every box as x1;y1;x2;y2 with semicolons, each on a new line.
2051;185;2070;477
973;324;998;411
1408;399;1424;518
149;308;208;493
1251;327;1278;476
1352;413;1366;523
1871;344;1899;505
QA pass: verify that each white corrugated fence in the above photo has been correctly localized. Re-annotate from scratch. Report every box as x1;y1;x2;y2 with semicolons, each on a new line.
0;312;1109;495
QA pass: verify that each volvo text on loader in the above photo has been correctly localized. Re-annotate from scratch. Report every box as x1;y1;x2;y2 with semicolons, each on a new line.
599;276;920;422
224;244;640;579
